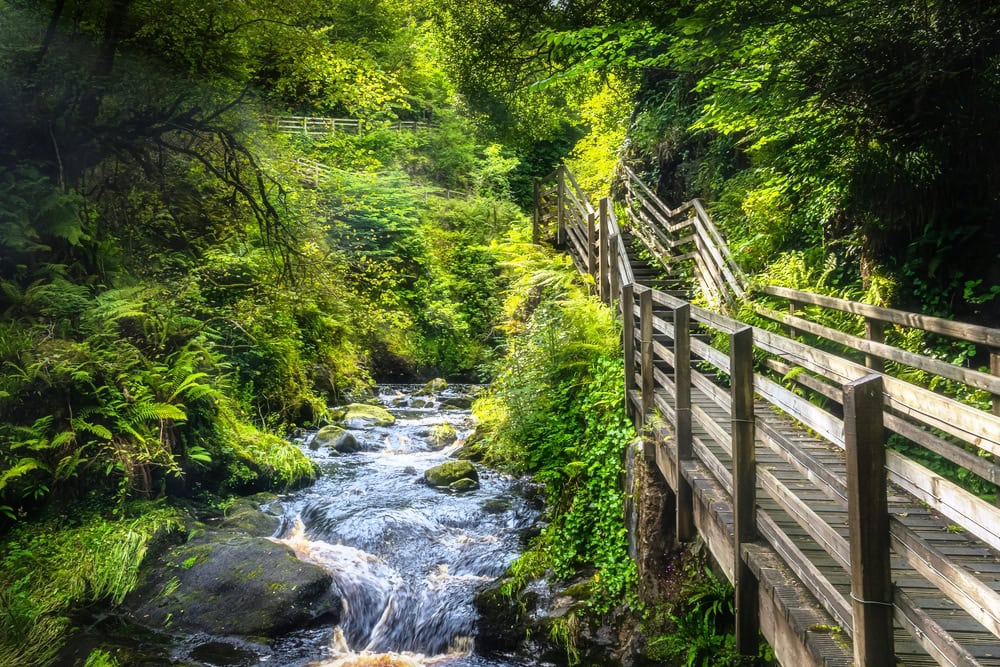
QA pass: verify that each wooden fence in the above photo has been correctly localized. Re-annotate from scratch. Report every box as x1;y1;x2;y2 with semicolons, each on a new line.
535;164;1000;667
267;115;436;137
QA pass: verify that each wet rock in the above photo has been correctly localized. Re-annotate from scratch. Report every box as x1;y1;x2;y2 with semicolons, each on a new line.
410;398;429;409
481;498;512;514
449;477;480;492
127;535;339;637
215;493;282;535
416;378;448;396
474;581;538;651
428;423;458;449
335;403;395;428
440;396;473;410
455;429;486;462
424;460;478;488
313;425;361;453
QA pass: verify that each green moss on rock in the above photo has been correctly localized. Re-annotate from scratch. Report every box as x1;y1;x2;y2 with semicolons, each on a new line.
424;460;478;487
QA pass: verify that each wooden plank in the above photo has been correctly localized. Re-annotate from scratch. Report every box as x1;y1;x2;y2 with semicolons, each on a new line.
753;304;1000;396
758;467;850;570
893;588;983;667
756;511;853;632
731;326;759;657
623;284;636;397
889;520;1000;640
753;373;846;448
843;375;894;667
761;285;1000;348
884;411;1000;485
556;169;566;248
690;336;732;374
599;199;610;303
690;199;747;288
675;304;694;542
587;211;598;279
885;450;1000;551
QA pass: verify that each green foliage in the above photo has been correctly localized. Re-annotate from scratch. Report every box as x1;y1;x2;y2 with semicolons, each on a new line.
0;504;184;665
475;240;637;613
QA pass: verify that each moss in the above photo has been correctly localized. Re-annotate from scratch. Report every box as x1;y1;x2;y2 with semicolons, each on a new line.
424;460;478;487
337;403;395;427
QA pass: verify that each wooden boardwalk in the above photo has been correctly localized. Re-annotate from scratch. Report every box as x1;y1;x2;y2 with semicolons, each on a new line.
534;166;1000;667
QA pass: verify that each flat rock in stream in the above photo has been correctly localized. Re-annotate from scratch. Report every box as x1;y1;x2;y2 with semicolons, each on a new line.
313;425;362;453
424;460;478;488
333;403;395;428
126;535;339;637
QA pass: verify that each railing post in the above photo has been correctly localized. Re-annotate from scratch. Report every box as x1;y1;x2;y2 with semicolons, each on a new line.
640;289;654;424
599;199;610;304
622;284;636;419
587;210;598;280
731;326;759;657
532;178;540;244
556;168;566;249
844;374;894;667
788;299;800;339
673;304;694;542
992;349;1000;507
864;318;885;373
609;234;620;314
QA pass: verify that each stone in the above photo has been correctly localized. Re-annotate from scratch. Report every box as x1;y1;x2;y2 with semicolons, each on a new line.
481;498;512;514
313;425;361;453
428;423;458;449
415;378;448;396
449;478;479;492
440;396;473;410
126;536;339;637
335;403;395;428
410;398;428;409
424;460;478;488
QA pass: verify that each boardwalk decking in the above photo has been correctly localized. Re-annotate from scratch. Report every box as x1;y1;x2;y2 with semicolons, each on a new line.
535;166;1000;667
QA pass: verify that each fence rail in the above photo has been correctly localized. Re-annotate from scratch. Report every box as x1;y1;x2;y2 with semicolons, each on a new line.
535;163;1000;667
267;115;436;137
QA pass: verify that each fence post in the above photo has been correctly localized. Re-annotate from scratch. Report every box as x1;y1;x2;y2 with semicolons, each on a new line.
609;234;620;315
302;117;308;135
640;289;654;425
532;179;540;244
587;210;598;280
844;374;894;667
731;326;759;657
599;199;610;304
864;318;885;373
556;168;566;249
992;349;1000;507
622;283;636;419
673;304;694;542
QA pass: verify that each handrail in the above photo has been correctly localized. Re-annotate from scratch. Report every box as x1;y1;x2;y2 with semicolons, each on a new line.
533;161;1000;667
267;115;437;137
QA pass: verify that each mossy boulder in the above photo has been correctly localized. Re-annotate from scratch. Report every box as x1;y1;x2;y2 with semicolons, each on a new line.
214;493;282;535
424;460;478;488
416;378;448;396
428;423;458;449
127;535;339;637
440;396;473;410
449;477;480;492
335;403;395;428
313;425;361;453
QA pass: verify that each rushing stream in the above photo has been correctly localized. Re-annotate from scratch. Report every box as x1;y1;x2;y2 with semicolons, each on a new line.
130;383;542;667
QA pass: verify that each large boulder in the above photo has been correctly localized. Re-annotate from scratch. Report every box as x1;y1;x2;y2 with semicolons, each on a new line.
428;423;458;449
440;396;473;410
424;460;478;488
335;403;395;428
313;425;361;453
127;535;339;637
415;378;448;396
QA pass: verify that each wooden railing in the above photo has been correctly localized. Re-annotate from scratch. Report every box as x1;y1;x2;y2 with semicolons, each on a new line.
267;115;436;137
535;163;1000;667
619;165;747;309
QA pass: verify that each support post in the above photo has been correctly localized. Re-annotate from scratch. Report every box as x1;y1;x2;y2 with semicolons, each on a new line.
532;178;540;244
587;210;598;281
844;374;894;667
640;289;654;425
556;168;566;249
622;284;637;417
788;300;800;340
609;234;620;315
599;199;610;304
864;318;885;373
992;349;1000;507
673;304;694;542
731;326;759;657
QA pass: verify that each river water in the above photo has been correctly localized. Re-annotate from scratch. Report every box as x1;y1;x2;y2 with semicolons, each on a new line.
183;384;540;667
